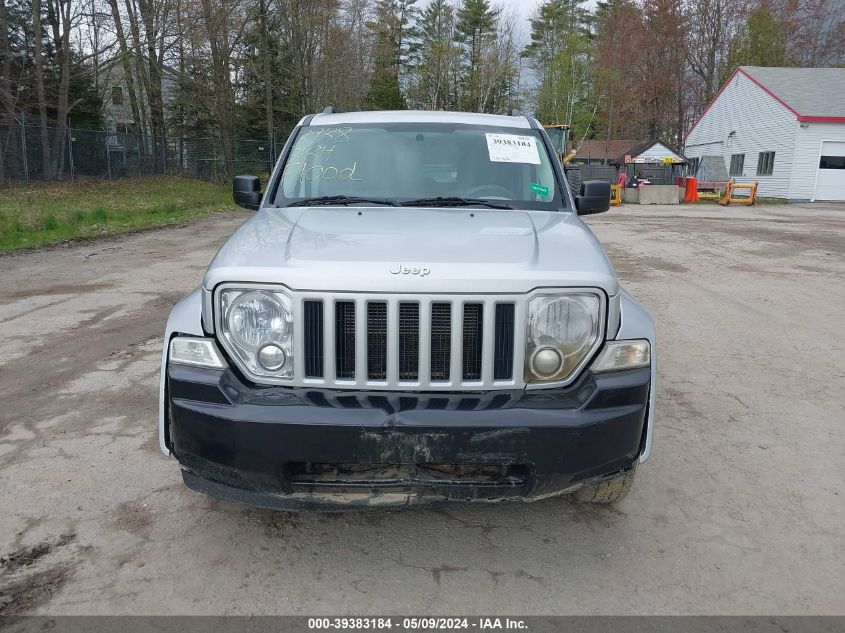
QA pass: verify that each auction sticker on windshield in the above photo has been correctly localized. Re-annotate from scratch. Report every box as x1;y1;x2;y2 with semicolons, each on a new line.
486;133;541;164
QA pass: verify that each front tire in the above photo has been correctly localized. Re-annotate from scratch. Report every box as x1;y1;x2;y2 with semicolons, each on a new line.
565;165;582;201
572;466;636;504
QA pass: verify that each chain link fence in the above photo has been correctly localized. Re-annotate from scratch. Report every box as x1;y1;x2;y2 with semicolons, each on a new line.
0;122;279;186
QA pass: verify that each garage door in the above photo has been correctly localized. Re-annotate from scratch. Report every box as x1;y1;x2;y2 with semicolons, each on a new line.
814;141;845;201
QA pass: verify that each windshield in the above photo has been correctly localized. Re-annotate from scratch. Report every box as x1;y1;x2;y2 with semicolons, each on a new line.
273;123;564;210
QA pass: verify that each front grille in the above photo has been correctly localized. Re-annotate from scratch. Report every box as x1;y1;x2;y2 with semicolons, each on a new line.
300;295;520;389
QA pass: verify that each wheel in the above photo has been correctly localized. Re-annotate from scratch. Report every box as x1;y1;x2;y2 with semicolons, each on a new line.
572;466;636;504
564;165;581;201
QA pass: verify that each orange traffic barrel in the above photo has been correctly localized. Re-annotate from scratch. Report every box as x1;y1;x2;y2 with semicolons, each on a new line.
684;177;699;203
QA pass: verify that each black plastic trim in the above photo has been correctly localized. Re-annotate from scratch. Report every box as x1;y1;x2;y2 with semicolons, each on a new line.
167;363;649;507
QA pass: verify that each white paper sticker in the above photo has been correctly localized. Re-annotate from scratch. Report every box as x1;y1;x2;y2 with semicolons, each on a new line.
486;133;541;164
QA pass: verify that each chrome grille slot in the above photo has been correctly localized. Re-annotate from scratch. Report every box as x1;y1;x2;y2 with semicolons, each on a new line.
494;303;515;380
462;303;484;381
335;301;356;380
430;303;451;382
367;302;388;380
303;300;324;378
398;303;420;380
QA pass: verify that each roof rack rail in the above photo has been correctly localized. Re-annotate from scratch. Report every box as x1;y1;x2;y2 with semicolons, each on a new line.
322;106;343;114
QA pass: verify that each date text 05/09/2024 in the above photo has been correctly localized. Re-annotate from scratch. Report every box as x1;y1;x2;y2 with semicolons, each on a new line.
307;617;529;630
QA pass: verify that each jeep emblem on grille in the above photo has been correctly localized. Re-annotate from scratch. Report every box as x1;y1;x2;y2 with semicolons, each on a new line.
390;264;430;277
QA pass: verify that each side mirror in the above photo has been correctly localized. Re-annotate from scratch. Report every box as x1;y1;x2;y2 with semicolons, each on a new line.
233;175;262;210
575;180;611;215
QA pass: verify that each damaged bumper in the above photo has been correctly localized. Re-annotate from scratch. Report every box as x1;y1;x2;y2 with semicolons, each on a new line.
166;363;650;509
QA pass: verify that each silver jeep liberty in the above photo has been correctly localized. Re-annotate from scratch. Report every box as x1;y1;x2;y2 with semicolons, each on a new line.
158;110;656;509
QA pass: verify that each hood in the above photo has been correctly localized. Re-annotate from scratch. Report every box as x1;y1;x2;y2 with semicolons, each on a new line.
203;206;618;295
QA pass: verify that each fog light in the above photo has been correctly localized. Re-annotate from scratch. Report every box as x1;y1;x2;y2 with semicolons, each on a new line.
529;347;564;378
257;343;287;371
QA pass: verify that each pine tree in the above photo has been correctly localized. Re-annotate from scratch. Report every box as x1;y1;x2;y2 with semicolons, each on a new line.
365;0;418;110
454;0;499;111
523;0;593;131
409;0;459;109
728;5;788;68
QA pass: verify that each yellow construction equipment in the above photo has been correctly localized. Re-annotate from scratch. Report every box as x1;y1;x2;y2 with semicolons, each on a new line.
610;184;622;206
697;191;722;201
543;123;582;199
719;181;759;206
543;123;576;164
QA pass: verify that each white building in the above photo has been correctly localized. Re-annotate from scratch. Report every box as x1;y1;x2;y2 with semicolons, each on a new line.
97;58;178;135
684;66;845;202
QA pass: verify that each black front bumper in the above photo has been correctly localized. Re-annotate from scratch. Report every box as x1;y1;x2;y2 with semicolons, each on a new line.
166;364;650;509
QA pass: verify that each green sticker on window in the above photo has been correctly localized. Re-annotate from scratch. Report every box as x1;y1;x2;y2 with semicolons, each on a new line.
531;183;549;197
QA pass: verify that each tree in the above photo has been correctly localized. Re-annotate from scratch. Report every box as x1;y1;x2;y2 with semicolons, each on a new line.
684;0;745;101
787;0;845;67
13;0;842;185
592;0;644;142
33;0;100;178
314;0;374;112
454;0;498;111
728;4;788;68
408;0;459;109
198;0;249;173
0;0;24;182
257;0;275;141
474;7;520;114
105;0;143;133
136;0;172;171
365;0;417;109
641;0;688;145
523;0;593;134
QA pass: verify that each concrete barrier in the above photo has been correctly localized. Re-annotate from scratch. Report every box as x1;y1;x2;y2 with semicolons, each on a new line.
630;185;680;205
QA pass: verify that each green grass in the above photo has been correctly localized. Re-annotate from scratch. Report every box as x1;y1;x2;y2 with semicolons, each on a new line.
0;177;239;253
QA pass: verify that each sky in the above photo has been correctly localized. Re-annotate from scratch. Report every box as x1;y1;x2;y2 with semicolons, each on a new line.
508;0;544;42
509;0;544;21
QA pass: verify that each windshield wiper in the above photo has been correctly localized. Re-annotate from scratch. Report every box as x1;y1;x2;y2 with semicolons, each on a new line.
287;195;397;207
401;196;513;210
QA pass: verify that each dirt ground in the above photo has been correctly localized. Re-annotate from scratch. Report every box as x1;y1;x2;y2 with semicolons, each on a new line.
1;202;843;615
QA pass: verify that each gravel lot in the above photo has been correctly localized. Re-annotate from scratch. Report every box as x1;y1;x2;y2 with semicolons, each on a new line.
1;202;843;615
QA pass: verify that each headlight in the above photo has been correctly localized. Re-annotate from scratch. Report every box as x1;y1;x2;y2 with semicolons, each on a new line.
525;293;601;383
219;289;293;379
